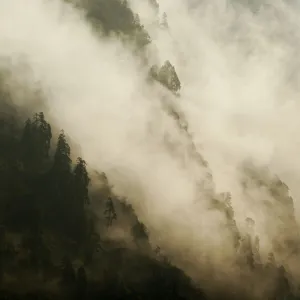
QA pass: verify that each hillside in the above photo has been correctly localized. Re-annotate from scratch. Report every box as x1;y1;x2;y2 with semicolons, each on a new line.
0;0;299;300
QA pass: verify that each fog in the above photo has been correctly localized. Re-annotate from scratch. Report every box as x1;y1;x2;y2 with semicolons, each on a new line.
1;0;300;295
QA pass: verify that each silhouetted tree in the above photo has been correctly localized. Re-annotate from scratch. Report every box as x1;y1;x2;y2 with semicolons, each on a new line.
53;130;71;174
50;131;73;233
158;61;181;93
21;112;52;170
149;61;181;93
104;197;117;227
72;157;90;238
74;157;90;205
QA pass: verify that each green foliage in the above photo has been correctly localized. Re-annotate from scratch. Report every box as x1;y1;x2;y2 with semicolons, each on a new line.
74;157;90;206
83;0;151;49
53;130;72;175
21;112;52;170
0;96;298;299
104;196;117;227
149;60;181;93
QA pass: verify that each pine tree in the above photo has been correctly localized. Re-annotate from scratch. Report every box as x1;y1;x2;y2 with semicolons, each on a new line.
161;12;168;29
74;157;90;206
53;130;71;174
104;197;117;227
50;131;73;233
158;61;181;93
36;112;52;159
21;112;52;170
72;157;90;239
223;192;240;249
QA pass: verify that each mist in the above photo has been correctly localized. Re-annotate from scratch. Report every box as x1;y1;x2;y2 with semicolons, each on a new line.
1;0;300;296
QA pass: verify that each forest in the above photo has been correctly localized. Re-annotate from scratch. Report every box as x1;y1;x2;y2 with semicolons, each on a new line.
0;0;299;299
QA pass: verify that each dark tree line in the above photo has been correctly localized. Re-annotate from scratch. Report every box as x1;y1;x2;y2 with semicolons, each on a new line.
0;109;207;300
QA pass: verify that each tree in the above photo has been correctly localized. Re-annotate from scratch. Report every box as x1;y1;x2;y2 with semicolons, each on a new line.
84;0;151;49
158;61;181;93
74;157;90;206
104;197;117;227
72;157;90;239
53;131;71;174
50;131;73;233
223;192;240;249
21;112;52;170
149;61;181;93
32;112;52;160
160;12;168;29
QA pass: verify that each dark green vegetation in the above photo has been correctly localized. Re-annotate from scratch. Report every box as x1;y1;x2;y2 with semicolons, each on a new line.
0;0;299;299
0;108;208;300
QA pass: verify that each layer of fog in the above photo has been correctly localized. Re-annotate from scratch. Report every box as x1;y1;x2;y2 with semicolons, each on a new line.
1;0;300;293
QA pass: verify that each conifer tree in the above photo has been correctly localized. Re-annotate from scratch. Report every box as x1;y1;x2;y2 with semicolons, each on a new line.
73;157;90;239
53;130;71;175
158;60;181;93
161;12;168;29
74;157;90;206
50;131;73;233
21;112;52;170
104;196;117;227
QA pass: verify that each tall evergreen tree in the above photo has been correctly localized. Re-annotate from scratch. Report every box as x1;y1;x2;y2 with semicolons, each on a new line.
21;112;52;170
73;157;90;239
158;61;181;93
50;131;73;233
160;12;169;29
104;197;117;227
149;60;181;93
53;130;72;174
74;157;90;206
